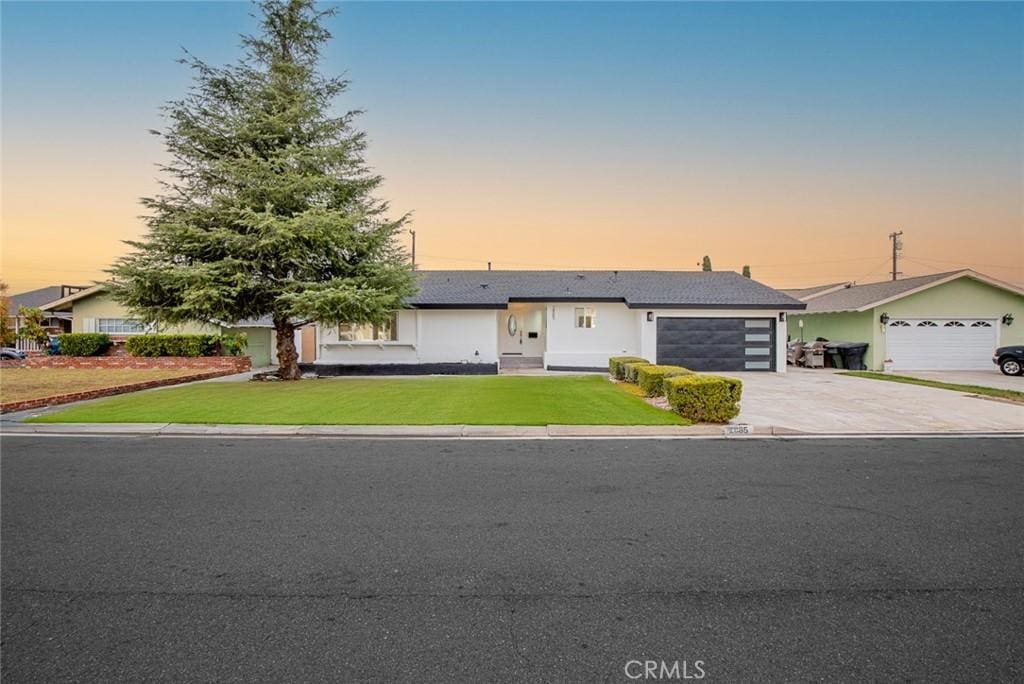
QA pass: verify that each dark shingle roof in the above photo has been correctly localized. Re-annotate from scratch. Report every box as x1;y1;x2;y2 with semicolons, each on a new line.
407;270;805;309
781;282;850;300
7;286;79;310
800;271;964;313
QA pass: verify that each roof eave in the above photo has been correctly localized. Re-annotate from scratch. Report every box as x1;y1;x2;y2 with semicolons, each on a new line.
850;269;1024;312
38;283;108;311
627;302;806;310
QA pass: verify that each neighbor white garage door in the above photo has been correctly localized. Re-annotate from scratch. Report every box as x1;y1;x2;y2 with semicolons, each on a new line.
885;318;997;370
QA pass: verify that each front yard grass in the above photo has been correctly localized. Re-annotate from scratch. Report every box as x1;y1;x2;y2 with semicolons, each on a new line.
841;371;1024;404
28;375;688;425
1;367;199;404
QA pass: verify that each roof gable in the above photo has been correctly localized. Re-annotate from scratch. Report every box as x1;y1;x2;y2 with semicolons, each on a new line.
39;283;108;311
800;270;1024;313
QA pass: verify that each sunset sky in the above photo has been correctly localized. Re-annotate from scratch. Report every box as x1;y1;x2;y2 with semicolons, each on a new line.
2;1;1022;293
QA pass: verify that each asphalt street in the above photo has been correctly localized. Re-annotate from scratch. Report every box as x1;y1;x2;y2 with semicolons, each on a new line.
2;436;1022;682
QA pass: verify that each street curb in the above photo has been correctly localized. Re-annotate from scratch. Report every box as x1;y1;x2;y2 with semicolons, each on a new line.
3;423;1024;439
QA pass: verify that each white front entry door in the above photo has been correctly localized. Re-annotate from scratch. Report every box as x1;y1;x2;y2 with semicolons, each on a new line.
499;305;546;357
885;318;997;370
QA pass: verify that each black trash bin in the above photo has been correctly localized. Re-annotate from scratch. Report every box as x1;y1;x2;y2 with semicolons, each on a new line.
830;342;869;371
823;342;845;369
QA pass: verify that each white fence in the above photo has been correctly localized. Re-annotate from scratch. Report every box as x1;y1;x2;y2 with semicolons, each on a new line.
14;339;47;352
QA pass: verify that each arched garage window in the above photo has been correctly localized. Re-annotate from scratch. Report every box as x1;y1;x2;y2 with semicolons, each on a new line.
917;321;937;327
971;321;993;327
943;321;965;327
889;320;911;327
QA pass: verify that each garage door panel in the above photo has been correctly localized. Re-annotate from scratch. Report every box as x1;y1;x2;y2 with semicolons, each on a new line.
886;319;996;371
657;317;775;372
657;318;744;333
659;344;746;359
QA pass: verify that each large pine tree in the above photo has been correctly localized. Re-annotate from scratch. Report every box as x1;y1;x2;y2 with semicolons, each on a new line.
110;0;415;379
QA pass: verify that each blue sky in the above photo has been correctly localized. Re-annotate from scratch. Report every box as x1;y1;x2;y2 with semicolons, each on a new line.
2;2;1022;289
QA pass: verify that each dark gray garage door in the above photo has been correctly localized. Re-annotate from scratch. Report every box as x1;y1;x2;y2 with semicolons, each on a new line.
656;317;775;371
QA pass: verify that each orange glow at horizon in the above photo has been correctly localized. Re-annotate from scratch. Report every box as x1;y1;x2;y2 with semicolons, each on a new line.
3;140;1021;294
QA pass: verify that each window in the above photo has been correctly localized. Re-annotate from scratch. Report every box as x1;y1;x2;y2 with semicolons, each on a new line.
574;307;596;329
917;321;938;327
943;321;965;327
338;313;398;342
890;320;911;327
971;321;993;327
97;318;146;334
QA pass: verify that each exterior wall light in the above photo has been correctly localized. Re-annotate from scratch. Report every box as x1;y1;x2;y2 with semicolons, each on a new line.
1003;313;1015;326
646;312;654;322
779;312;786;322
879;312;890;325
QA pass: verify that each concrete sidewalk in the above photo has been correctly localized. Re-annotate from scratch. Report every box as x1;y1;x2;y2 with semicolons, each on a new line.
3;422;1022;438
0;422;754;438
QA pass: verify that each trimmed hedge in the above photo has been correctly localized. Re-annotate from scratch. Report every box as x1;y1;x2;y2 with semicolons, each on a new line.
57;333;111;357
665;374;743;423
608;356;648;380
125;333;248;357
635;364;693;396
622;361;654;383
126;334;219;358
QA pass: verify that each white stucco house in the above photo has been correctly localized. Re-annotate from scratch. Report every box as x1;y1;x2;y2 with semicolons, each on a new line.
307;270;806;375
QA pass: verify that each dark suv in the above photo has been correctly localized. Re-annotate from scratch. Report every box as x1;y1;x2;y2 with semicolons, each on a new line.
993;346;1024;376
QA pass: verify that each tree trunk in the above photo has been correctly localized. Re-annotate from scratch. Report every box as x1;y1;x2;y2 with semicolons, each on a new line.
274;320;302;380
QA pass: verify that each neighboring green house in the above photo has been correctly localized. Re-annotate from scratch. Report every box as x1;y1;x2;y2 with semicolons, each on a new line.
785;270;1024;371
38;283;279;367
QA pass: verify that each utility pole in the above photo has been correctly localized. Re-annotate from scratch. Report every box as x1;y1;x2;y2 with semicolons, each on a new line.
409;230;416;271
889;230;903;281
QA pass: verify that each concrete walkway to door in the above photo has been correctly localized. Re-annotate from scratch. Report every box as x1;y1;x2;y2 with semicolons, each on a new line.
720;368;1024;434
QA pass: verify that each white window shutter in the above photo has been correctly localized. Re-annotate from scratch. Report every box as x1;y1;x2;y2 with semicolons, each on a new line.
83;318;96;333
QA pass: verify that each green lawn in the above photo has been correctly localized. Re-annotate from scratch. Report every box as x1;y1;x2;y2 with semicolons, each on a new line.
841;371;1024;403
29;375;687;425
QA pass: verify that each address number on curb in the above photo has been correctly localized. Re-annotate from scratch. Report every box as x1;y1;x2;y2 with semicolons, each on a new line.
722;424;754;436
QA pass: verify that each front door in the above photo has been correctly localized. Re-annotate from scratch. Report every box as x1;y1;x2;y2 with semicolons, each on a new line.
499;304;546;357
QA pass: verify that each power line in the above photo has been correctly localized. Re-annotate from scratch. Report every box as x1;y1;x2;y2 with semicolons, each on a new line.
902;255;1023;271
747;255;889;269
418;253;896;271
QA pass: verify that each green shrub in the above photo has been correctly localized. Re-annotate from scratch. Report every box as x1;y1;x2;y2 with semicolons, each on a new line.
622;361;654;383
665;374;743;423
635;365;693;396
218;333;248;356
126;334;220;357
608;356;648;379
57;333;111;357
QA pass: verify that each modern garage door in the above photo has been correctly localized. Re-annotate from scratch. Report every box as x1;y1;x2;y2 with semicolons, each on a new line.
885;318;997;371
657;317;775;371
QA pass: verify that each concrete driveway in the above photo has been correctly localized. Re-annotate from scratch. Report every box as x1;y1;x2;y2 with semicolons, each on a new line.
895;370;1022;392
721;368;1024;434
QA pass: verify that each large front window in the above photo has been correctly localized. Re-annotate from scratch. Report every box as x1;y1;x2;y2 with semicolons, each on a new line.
338;313;398;342
97;318;146;334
